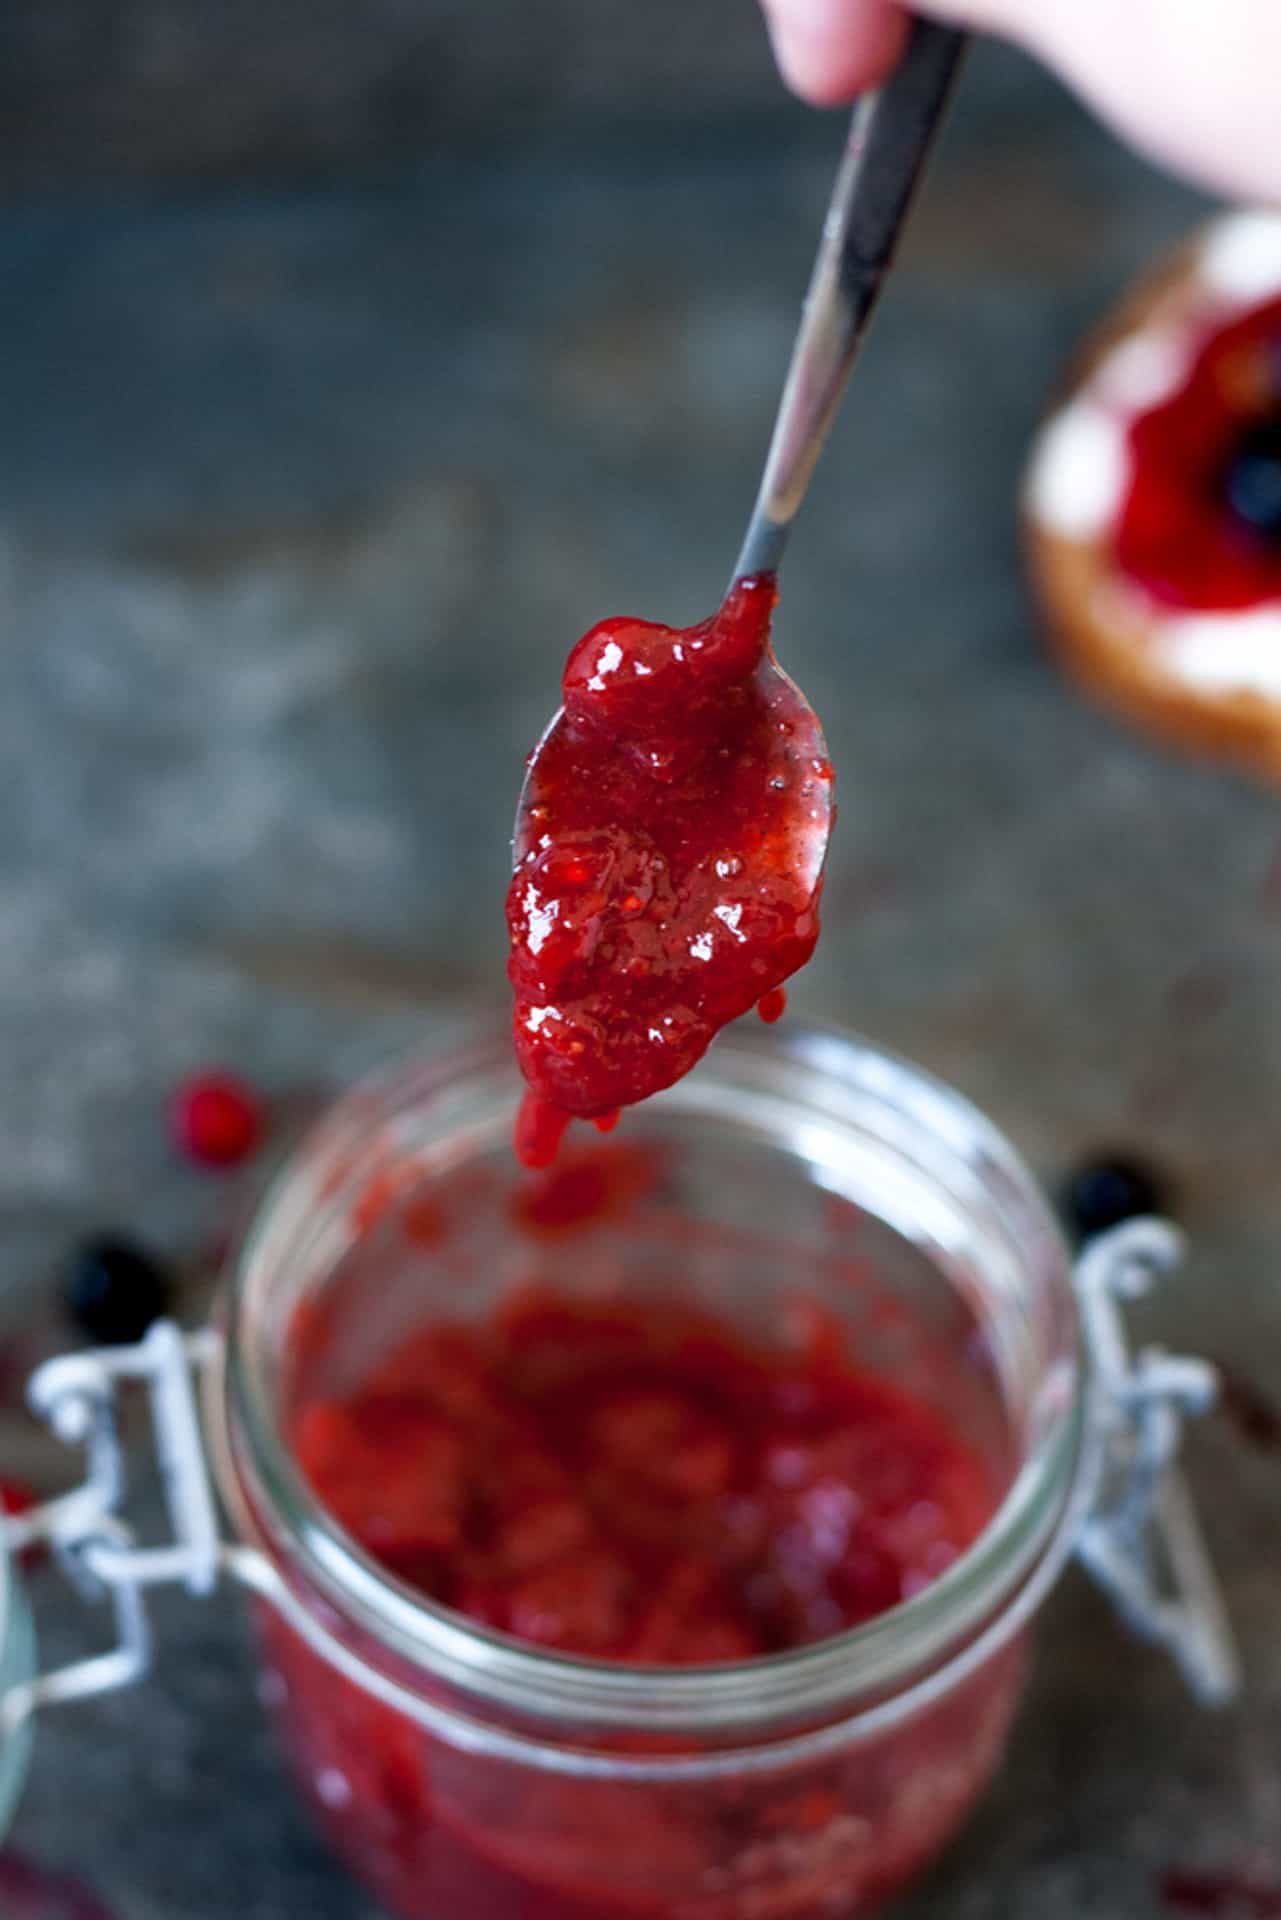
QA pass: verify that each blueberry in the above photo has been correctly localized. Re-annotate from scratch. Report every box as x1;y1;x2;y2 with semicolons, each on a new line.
64;1234;173;1345
1224;419;1281;539
1060;1155;1168;1244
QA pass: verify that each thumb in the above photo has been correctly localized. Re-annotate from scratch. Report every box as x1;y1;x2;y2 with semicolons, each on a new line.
760;0;1281;203
759;0;909;105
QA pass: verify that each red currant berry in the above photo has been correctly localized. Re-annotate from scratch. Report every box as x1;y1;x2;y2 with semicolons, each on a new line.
172;1071;263;1169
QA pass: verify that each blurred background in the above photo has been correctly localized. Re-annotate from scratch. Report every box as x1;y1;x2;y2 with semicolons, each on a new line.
1;4;1279;1916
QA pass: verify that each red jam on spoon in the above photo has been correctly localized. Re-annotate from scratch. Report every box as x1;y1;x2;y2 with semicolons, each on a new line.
507;576;833;1165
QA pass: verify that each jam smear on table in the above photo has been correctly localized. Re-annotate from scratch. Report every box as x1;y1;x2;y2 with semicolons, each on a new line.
294;1288;995;1662
1213;1363;1281;1454
1115;297;1281;610
1160;1869;1281;1917
507;575;831;1162
0;1855;118;1920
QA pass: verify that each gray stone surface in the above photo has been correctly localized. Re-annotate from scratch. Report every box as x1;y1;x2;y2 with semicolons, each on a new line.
1;39;1279;1919
1;0;789;190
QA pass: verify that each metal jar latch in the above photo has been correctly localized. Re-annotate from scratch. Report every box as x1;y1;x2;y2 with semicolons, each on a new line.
0;1218;1241;1736
1072;1218;1239;1707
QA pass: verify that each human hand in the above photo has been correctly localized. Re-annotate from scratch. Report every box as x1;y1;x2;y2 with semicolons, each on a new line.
758;0;1281;204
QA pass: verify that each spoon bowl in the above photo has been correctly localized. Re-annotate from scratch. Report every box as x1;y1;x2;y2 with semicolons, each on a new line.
513;652;832;880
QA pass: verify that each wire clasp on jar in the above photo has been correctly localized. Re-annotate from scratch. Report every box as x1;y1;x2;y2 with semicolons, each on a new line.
1074;1218;1239;1708
0;1320;222;1737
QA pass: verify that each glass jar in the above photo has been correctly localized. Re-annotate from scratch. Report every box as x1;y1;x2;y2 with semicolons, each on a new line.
0;1542;35;1845
0;1020;1237;1919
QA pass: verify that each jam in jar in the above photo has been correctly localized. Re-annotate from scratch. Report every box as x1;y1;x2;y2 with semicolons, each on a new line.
217;1023;1089;1920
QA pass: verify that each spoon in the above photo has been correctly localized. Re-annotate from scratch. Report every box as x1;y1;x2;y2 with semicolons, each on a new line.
509;23;966;1140
733;19;966;583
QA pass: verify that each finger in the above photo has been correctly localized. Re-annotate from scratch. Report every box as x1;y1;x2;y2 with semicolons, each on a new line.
924;0;1281;201
760;0;910;105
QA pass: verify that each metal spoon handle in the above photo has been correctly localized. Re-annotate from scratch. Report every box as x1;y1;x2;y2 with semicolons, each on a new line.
734;20;966;583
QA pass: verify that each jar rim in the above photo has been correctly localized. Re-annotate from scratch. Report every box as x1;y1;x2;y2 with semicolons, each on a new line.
216;1017;1086;1739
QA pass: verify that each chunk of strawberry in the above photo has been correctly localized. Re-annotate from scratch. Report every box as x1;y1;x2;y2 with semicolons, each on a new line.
493;1492;593;1578
294;1398;465;1560
368;1325;509;1429
625;1557;763;1665
589;1389;736;1501
505;1548;632;1655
